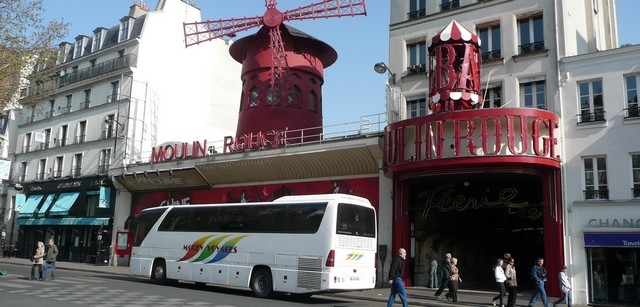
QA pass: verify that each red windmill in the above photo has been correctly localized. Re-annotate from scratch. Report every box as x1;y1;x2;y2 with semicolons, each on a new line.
183;0;367;150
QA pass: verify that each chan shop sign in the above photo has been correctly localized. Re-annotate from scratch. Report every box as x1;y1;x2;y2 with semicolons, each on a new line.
384;108;560;168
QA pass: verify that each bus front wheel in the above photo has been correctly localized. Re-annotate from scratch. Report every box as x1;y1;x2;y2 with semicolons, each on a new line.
250;268;273;298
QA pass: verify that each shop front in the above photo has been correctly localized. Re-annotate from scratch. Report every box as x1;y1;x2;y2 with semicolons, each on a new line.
13;177;114;264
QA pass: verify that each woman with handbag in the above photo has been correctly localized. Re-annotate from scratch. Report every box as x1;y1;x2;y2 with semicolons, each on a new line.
504;258;518;307
445;257;461;302
493;258;507;307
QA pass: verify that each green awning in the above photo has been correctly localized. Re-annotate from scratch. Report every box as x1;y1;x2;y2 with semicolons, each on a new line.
37;194;55;217
49;192;80;216
15;217;110;226
17;194;44;218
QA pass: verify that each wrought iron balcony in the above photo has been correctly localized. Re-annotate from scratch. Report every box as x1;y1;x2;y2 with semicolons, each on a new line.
407;9;426;19
440;0;459;11
584;189;609;200
578;110;605;124
481;50;502;62
519;41;545;54
625;105;639;118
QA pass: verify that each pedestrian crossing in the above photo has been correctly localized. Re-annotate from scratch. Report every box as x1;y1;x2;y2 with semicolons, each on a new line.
0;275;236;306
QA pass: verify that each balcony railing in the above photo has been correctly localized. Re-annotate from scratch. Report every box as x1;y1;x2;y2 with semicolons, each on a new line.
22;144;31;153
584;189;609;200
440;0;459;11
53;170;63;178
36;172;45;181
38;143;50;150
481;50;502;62
61;106;71;114
80;101;90;110
98;164;110;174
76;134;86;144
407;9;426;19
45;110;54;118
578;110;605;124
519;41;545;54
406;64;426;75
72;167;82;178
625;105;640;118
55;138;67;147
102;130;114;139
23;54;137;97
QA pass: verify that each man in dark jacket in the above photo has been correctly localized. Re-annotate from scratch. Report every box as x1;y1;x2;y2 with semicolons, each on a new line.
43;239;58;281
434;252;452;299
528;257;549;307
387;248;408;307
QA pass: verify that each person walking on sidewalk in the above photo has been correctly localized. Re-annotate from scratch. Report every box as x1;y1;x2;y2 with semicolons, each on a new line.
493;258;507;307
29;241;45;280
434;252;452;299
43;238;58;281
528;257;549;307
445;257;461;302
553;265;572;307
387;248;408;307
505;257;518;307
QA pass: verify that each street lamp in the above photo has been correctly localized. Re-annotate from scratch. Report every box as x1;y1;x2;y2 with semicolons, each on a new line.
374;62;396;84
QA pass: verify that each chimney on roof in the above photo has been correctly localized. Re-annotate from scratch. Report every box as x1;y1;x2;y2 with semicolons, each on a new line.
129;0;150;18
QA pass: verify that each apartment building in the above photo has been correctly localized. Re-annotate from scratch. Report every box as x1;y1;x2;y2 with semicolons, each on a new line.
4;0;240;264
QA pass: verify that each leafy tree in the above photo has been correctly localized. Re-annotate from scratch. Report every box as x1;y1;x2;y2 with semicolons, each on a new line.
0;0;68;109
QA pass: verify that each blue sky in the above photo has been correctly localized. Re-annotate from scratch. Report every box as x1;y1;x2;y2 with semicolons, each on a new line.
42;0;639;127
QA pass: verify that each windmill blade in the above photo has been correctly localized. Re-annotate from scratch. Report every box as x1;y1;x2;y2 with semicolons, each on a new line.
183;16;263;47
283;0;367;21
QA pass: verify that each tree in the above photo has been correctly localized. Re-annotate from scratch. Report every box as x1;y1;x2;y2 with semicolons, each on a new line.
0;0;68;109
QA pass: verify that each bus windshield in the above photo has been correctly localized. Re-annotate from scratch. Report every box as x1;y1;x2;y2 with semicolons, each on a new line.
133;207;167;247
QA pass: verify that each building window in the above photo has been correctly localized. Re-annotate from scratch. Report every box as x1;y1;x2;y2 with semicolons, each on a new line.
99;149;111;174
46;99;54;118
408;0;426;19
23;133;32;153
308;91;317;112
104;114;115;139
625;75;639;118
578;80;604;124
37;159;46;180
57;125;68;147
73;39;84;59
482;87;502;108
632;154;640;198
440;0;459;11
53;156;63;178
266;84;280;106
478;24;501;61
248;86;259;108
407;41;426;73
76;121;87;144
82;89;91;109
72;153;82;178
62;94;72;114
18;162;27;182
109;81;120;103
119;19;131;42
92;30;103;52
408;98;427;118
584;156;608;200
287;86;302;107
518;14;544;54
43;128;51;150
521;80;546;109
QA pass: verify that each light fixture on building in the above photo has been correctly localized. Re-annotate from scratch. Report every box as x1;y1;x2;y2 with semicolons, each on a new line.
374;62;396;84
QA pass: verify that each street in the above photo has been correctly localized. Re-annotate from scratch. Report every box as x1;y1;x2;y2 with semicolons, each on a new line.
0;263;386;307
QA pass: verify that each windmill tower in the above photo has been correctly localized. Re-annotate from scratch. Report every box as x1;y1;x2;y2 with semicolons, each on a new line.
183;0;367;147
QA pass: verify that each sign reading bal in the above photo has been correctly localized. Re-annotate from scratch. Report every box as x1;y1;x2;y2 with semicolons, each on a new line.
428;20;481;113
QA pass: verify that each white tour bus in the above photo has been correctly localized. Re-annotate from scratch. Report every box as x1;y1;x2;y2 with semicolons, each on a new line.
130;193;377;297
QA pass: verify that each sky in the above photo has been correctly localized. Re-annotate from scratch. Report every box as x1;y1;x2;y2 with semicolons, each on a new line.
41;0;639;127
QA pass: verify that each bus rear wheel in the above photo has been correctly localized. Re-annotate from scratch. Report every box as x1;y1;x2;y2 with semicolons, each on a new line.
250;268;273;298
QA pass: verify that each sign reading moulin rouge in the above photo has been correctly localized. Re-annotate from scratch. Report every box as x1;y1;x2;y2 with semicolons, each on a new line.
150;140;208;163
384;108;560;167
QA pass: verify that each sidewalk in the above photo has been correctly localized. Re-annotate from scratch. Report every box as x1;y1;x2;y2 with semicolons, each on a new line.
0;257;576;306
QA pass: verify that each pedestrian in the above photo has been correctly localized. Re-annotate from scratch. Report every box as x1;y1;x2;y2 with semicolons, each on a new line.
493;258;507;307
30;241;45;280
553;265;572;307
434;252;452;299
425;246;439;288
505;257;518;307
387;247;408;307
43;238;58;280
528;257;549;307
445;257;460;302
